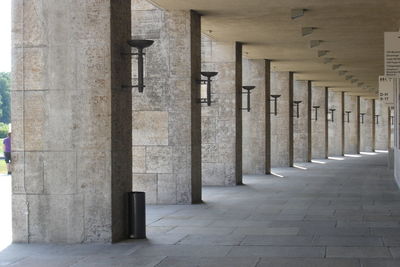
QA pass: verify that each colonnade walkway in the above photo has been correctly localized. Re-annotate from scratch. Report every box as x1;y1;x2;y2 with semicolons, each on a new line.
1;152;400;266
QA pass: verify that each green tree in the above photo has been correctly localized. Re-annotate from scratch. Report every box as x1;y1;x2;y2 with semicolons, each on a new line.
0;72;10;123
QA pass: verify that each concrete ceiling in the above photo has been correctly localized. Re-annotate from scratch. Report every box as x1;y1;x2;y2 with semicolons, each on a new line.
150;0;400;96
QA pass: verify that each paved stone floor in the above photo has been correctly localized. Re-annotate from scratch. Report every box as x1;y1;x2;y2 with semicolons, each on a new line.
1;152;400;266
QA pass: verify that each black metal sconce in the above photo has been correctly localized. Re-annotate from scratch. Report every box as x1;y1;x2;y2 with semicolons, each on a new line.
374;115;380;125
241;86;256;112
122;39;154;93
391;115;394;125
197;72;218;106
345;111;352;123
293;101;302;118
328;108;336;122
360;113;366;124
270;95;281;116
312;106;320;121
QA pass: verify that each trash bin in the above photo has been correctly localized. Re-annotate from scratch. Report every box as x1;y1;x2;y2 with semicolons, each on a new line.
128;191;146;239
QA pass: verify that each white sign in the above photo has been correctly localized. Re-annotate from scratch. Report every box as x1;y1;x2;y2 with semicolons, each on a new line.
379;76;396;104
385;32;400;76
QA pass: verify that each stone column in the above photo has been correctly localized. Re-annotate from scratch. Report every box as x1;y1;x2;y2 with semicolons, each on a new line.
131;2;201;203
243;59;266;174
265;60;271;173
12;0;132;243
360;98;374;152
344;95;358;154
311;86;327;159
307;81;312;161
271;72;291;167
293;80;309;163
372;99;376;151
375;100;389;150
201;35;243;184
341;92;345;155
356;96;361;153
328;91;343;156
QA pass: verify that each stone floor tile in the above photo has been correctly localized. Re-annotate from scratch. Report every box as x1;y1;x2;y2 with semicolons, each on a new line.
227;246;325;258
130;244;233;257
241;235;314;246
326;246;392;258
257;258;360;267
156;256;259;267
360;259;400;267
312;236;384;247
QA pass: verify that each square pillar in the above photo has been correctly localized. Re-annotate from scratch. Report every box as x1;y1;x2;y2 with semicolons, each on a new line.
12;0;132;243
356;96;361;154
271;71;292;167
243;59;266;174
375;101;389;150
360;98;374;152
265;60;271;173
201;35;242;185
328;91;344;156
311;86;327;159
344;95;358;154
293;80;309;163
131;2;201;203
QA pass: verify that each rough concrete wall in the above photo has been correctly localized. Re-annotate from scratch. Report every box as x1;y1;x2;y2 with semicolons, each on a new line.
242;59;266;174
375;101;389;150
271;72;290;167
344;95;358;154
293;80;308;163
328;91;343;156
12;0;132;243
131;2;201;204
360;98;374;152
200;35;239;185
311;86;327;158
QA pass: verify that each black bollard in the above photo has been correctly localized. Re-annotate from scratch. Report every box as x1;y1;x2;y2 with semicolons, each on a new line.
128;192;146;239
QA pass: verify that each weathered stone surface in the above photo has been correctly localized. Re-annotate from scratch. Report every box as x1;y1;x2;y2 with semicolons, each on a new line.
132;1;201;203
242;59;266;174
132;111;168;146
293;80;309;163
312;86;327;159
360;98;374;152
12;0;132;243
375;101;389;150
271;71;290;167
201;35;241;185
328;91;343;156
345;95;358;154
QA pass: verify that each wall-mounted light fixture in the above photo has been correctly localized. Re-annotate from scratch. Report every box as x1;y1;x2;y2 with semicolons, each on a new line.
360;113;366;124
122;39;154;93
374;114;380;125
391;115;394;125
241;86;256;112
345;111;352;123
324;58;334;64
328;108;336;122
318;50;329;57
197;72;218;106
293;101;302;118
291;9;307;19
312;105;320;121
310;40;322;48
270;95;281;116
302;27;316;36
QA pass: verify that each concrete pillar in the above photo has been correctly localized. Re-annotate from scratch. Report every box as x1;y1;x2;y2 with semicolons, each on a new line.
328;91;343;156
324;87;329;158
360;98;374;152
375;100;389;150
356;96;361;153
12;0;132;243
372;99;376;151
131;2;201;203
344;95;358;154
243;59;266;174
341;92;345;155
307;81;312;161
271;72;291;167
311;86;327;159
200;35;243;184
235;44;243;184
293;80;309;163
265;60;271;174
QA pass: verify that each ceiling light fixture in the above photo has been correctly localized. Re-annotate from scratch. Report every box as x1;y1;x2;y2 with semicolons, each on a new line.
302;27;316;36
291;9;307;19
310;40;322;48
332;64;342;70
318;50;329;57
